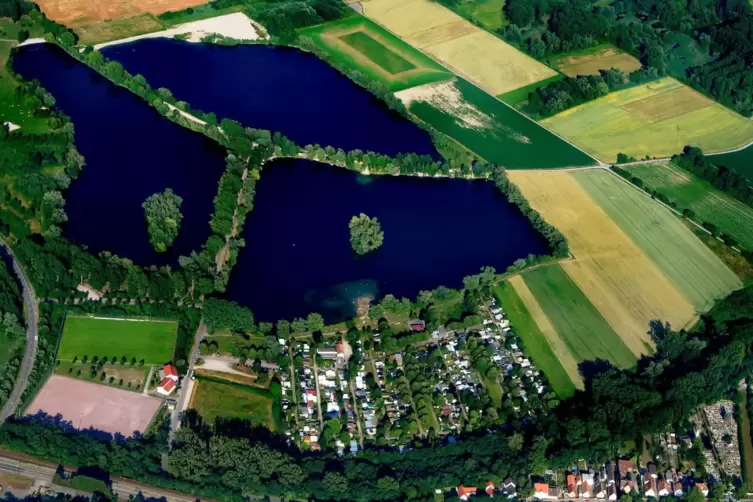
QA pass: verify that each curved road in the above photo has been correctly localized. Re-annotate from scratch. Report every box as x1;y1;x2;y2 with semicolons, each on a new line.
0;240;39;423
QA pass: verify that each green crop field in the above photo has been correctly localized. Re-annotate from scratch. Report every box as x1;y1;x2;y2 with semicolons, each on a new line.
58;316;178;364
494;282;576;398
399;78;597;168
299;16;452;91
339;31;416;74
521;264;636;369
573;169;742;311
191;375;279;430
623;162;753;250
542;77;753;163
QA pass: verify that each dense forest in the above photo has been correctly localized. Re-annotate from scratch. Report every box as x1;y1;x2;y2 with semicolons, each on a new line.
493;0;753;116
2;285;752;501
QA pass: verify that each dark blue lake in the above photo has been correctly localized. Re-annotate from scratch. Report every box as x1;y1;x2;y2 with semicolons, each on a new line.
12;42;548;323
102;39;438;158
12;43;226;266
225;159;549;322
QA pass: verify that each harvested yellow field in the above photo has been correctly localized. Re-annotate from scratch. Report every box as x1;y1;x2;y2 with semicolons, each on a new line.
361;0;557;95
508;275;583;388
507;170;696;355
555;46;641;77
542;77;753;163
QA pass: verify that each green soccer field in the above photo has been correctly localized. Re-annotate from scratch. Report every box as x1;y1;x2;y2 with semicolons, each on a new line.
572;169;742;311
494;283;576;398
521;264;636;369
624;162;753;251
57;316;178;364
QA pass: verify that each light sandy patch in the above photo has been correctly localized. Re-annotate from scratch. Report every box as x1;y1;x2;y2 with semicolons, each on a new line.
18;38;45;46
165;103;206;125
196;355;248;377
508;170;696;356
363;0;556;95
94;12;265;49
396;79;493;130
3;122;20;132
76;282;103;301
508;275;583;389
556;47;641;77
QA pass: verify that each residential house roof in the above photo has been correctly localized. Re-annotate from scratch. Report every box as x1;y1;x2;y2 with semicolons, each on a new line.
618;460;636;477
456;485;477;500
486;482;495;496
163;364;178;380
534;483;549;496
158;377;175;393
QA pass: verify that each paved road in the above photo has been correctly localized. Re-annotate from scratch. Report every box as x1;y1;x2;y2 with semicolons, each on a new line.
168;321;206;445
0;240;39;423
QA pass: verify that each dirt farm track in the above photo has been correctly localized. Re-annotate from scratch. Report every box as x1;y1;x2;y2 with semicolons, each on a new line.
34;0;208;25
24;375;161;436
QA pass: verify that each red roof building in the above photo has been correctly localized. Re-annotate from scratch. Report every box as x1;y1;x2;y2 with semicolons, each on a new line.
485;481;495;497
157;377;176;396
456;485;477;501
163;364;179;381
409;320;426;332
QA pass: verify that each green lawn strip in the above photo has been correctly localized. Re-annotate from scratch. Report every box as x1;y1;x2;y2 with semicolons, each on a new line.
454;0;507;30
57;316;178;365
494;283;575;398
497;74;564;105
739;389;753;484
548;42;617;66
193;374;280;430
158;4;251;27
479;371;503;407
623;162;753;250
339;31;416;74
298;16;451;91
200;335;237;356
572;169;742;311
520;265;635;369
408;78;597;169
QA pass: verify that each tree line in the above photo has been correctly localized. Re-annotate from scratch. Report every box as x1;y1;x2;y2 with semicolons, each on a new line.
4;284;753;501
528;68;627;116
0;254;25;408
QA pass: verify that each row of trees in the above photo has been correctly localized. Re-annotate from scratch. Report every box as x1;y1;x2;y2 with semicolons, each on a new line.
5;284;753;501
0;254;25;407
528;68;627;116
672;146;753;210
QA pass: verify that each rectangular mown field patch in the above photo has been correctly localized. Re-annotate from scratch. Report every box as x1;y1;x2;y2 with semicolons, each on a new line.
339;31;416;74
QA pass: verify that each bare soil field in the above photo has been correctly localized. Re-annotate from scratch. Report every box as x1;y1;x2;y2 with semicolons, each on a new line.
555;46;641;77
508;170;696;355
35;0;209;26
25;375;161;436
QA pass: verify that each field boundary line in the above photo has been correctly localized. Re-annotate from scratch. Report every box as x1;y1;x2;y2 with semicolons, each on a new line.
354;12;604;166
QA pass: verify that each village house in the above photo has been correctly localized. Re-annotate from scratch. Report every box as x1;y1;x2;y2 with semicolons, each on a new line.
485;482;495;497
456;485;477;501
157;363;179;396
534;483;561;500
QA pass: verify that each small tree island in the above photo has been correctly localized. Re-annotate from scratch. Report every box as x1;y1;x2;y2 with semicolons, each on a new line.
143;189;183;253
349;213;384;255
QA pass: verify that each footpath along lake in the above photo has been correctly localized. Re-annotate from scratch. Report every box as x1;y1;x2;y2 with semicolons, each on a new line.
103;39;439;157
13;43;549;322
